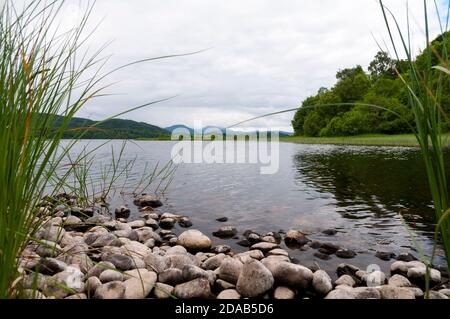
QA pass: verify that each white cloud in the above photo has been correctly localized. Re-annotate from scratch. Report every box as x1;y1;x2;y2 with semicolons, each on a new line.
53;0;449;131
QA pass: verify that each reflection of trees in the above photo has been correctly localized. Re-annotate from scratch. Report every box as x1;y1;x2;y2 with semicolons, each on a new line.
292;147;439;232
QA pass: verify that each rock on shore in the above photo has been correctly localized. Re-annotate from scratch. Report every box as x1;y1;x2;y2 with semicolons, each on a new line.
17;195;449;300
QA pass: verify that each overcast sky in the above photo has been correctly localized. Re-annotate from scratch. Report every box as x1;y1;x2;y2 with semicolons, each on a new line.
58;0;449;131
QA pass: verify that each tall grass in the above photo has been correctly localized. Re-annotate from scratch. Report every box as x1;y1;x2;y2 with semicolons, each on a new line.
0;0;106;298
0;0;182;298
379;0;450;274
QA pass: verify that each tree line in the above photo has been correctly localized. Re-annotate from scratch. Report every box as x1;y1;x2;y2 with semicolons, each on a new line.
291;32;450;137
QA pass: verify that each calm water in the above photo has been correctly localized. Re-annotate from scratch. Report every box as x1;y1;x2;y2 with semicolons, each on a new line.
64;140;448;276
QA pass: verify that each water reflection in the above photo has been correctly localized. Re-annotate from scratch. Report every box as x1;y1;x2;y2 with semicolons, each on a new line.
293;145;436;233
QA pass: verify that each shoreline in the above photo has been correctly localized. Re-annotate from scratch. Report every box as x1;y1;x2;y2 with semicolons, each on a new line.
17;194;450;299
62;134;450;148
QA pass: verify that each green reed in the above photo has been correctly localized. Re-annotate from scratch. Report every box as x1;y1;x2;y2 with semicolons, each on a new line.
379;0;450;274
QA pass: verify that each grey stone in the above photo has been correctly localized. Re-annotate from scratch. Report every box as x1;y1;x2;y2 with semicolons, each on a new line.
325;289;355;299
174;278;211;299
158;268;183;285
273;286;295;299
177;230;211;251
86;261;115;278
353;287;381;299
167;253;199;270
335;248;357;259
212;226;238;238
203;253;227;270
133;194;163;208
90;233;121;248
102;253;134;271
85;276;101;295
312;270;333;295
182;265;210;282
216;279;235;290
388;274;411;287
284;229;309;246
99;269;124;283
217;289;241;299
211;245;231;254
144;253;170;273
38;258;67;275
127;219;146;229
122;269;157;299
217;258;243;284
379;285;415;299
236;259;274;298
264;261;312;289
94;281;126;299
153;282;174;299
250;242;278;252
335;275;356;287
160;218;176;229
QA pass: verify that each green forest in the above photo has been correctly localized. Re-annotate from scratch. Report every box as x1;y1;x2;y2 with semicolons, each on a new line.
291;32;450;137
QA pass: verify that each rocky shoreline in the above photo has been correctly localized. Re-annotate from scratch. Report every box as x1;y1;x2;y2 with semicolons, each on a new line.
17;193;450;299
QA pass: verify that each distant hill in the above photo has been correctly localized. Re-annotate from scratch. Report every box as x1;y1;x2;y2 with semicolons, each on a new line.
54;116;170;139
165;124;293;137
165;124;194;135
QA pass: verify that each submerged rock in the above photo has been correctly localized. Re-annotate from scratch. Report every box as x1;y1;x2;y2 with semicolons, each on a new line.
212;226;238;238
335;249;357;259
375;251;396;261
115;206;131;219
284;230;310;247
133;194;163;208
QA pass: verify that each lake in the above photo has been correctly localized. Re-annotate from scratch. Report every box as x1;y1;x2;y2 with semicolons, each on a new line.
64;140;447;276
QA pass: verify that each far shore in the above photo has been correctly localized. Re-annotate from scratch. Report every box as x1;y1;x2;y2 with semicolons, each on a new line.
64;133;450;148
280;134;450;147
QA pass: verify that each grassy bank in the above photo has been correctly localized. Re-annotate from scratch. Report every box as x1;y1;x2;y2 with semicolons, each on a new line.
281;134;450;147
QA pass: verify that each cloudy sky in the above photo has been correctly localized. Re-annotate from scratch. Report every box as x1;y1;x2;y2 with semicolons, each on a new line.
59;0;448;131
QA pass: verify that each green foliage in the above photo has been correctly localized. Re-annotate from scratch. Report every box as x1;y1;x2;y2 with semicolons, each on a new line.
303;111;325;136
334;66;371;102
320;108;374;136
292;31;450;137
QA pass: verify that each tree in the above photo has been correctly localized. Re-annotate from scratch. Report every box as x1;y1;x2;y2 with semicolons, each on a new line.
368;51;397;80
334;66;370;102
